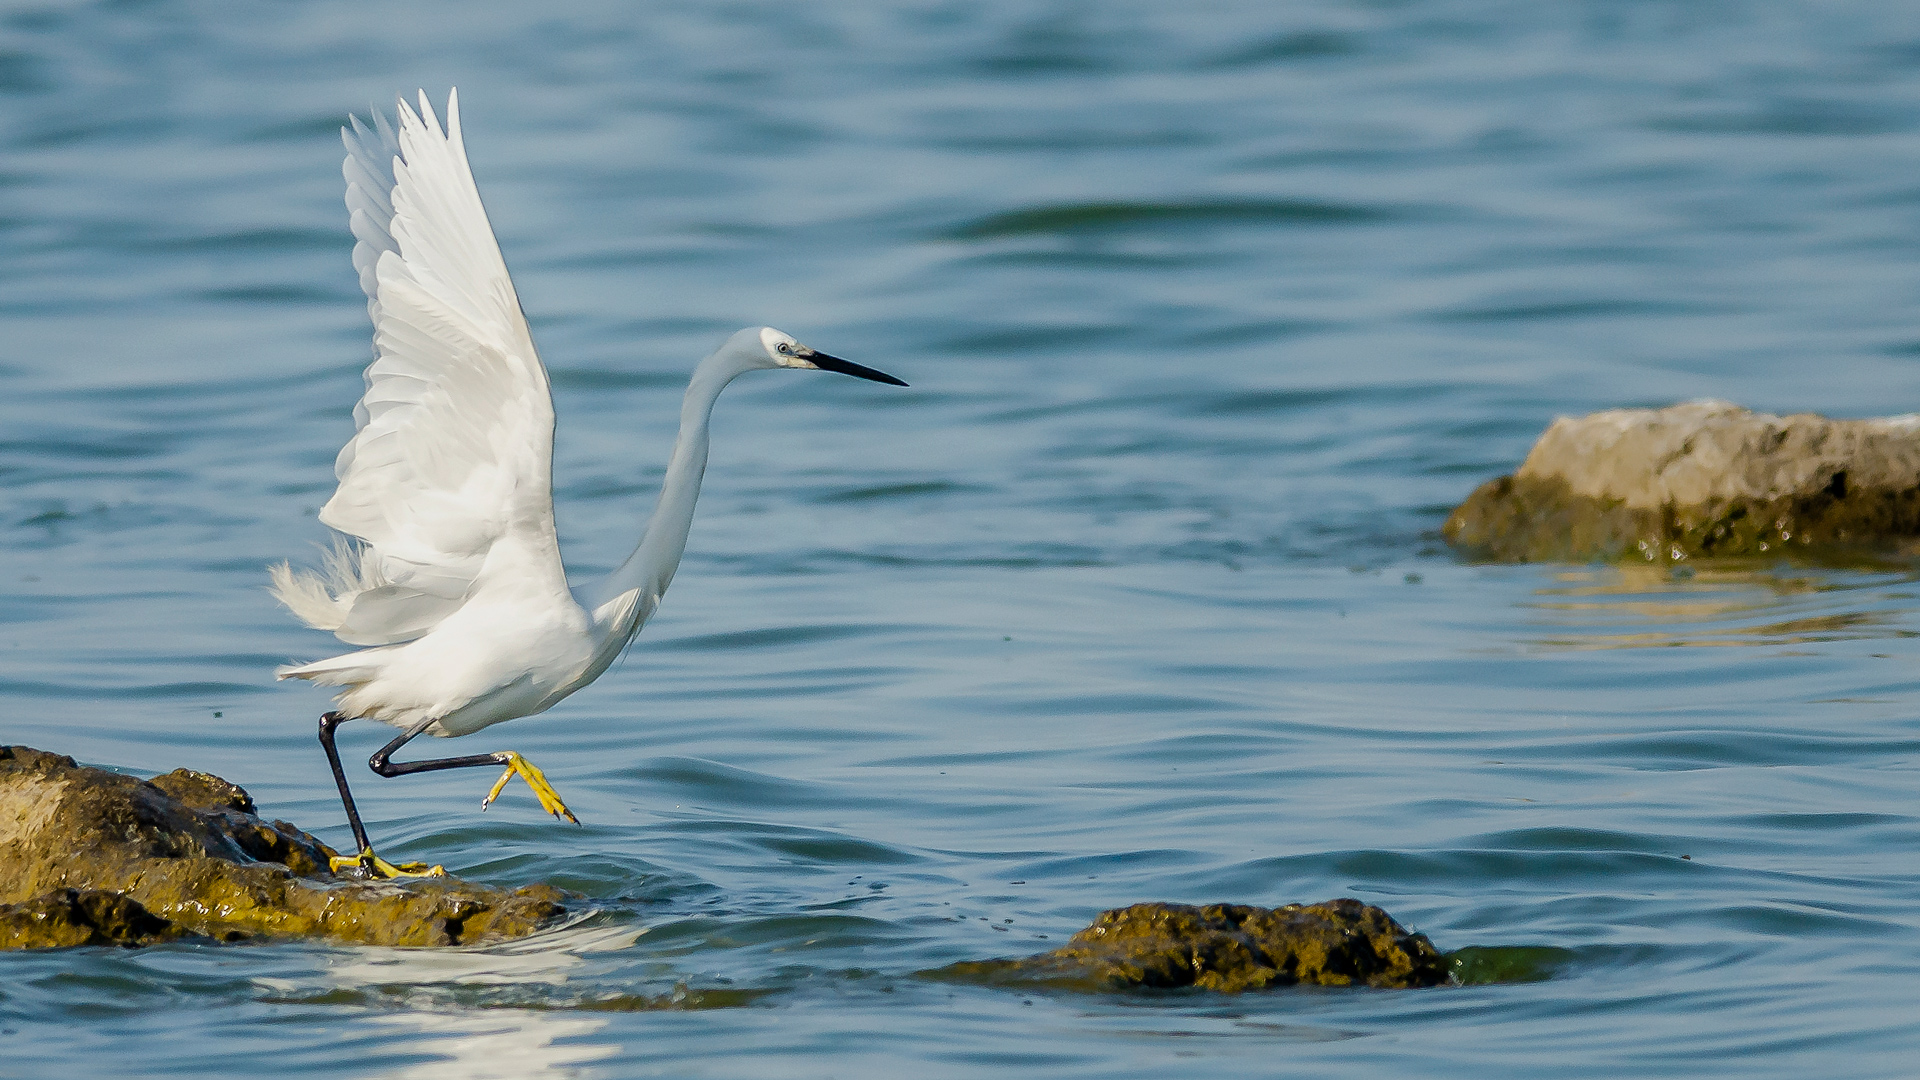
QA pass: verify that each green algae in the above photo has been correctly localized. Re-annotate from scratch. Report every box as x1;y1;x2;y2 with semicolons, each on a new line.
0;888;193;949
930;899;1450;993
1448;945;1577;985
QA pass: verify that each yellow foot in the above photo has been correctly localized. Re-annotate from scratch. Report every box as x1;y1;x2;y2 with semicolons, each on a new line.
328;847;446;879
481;751;580;824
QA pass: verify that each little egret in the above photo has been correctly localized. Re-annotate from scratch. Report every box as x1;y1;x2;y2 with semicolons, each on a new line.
271;90;906;878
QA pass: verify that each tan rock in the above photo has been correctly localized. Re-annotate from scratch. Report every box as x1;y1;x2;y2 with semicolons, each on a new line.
1445;401;1920;561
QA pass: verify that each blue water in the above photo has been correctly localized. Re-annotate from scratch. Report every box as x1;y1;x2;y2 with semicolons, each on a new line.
4;1;1920;1076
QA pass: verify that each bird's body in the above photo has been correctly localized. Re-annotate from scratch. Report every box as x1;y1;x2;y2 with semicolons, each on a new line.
276;335;788;739
279;563;604;739
273;90;904;876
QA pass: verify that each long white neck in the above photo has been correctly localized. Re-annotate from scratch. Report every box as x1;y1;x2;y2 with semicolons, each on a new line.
590;344;759;637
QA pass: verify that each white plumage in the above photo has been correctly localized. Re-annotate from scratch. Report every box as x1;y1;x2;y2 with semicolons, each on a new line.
273;87;904;807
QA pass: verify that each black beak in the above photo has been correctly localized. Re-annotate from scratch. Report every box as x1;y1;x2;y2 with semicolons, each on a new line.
806;351;908;387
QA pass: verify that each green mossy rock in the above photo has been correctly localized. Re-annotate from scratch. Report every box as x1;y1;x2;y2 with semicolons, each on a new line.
0;745;567;949
939;899;1450;992
1444;401;1920;562
0;888;193;949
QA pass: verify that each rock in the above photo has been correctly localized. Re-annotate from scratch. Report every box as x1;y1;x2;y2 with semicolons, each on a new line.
0;745;568;949
937;899;1450;991
0;889;192;949
1445;400;1920;562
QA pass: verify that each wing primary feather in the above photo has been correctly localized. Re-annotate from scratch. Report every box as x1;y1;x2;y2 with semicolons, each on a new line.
273;89;566;648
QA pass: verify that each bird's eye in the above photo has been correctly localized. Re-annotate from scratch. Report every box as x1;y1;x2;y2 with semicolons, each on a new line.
776;342;794;355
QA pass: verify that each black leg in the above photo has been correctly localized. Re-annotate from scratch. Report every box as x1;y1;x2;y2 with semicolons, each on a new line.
367;717;580;825
318;712;577;879
369;717;510;778
320;713;457;877
318;712;374;869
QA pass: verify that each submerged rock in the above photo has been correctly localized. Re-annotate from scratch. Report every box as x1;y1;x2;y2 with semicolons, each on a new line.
0;745;567;949
1445;400;1920;562
939;899;1450;992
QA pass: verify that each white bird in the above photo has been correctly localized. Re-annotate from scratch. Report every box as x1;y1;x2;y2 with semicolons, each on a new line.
271;90;906;878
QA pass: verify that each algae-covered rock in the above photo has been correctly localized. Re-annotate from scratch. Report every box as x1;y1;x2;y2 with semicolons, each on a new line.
938;899;1449;992
0;888;193;949
0;745;567;949
1445;400;1920;562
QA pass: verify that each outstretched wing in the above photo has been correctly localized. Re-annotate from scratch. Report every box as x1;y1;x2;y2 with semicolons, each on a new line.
317;89;560;646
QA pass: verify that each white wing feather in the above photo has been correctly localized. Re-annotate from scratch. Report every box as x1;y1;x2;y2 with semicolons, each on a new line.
281;89;561;647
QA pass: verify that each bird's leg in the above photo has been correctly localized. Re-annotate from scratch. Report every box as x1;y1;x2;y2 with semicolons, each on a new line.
318;712;445;879
369;721;581;825
318;712;373;868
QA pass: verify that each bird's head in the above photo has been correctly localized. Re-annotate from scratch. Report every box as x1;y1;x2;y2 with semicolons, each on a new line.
733;326;908;386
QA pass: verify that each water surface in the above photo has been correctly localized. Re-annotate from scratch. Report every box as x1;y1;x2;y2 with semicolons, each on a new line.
3;1;1919;1077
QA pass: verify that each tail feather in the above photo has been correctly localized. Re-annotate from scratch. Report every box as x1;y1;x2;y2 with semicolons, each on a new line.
275;649;382;684
269;540;385;632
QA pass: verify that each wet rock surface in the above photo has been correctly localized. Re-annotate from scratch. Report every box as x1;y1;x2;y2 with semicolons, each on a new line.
0;745;567;949
1445;400;1920;562
937;899;1450;992
0;888;193;949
